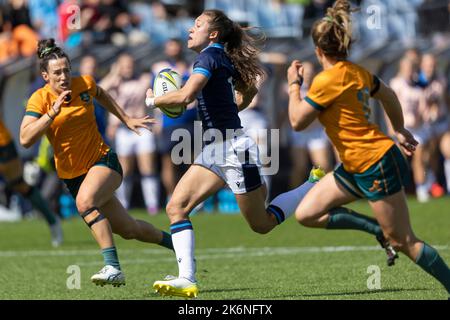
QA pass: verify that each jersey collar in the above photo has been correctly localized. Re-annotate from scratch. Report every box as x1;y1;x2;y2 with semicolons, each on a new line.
201;43;225;53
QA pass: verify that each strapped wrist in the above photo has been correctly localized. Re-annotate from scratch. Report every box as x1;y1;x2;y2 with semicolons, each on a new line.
145;97;155;108
289;77;303;87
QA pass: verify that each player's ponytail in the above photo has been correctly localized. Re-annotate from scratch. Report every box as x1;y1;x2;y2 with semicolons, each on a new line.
203;9;265;90
37;38;71;72
311;0;357;59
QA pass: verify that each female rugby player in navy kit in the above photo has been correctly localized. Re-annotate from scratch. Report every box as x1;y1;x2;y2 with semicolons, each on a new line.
144;9;329;298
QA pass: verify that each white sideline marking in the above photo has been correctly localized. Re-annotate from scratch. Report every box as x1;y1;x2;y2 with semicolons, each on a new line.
2;245;448;265
76;245;450;267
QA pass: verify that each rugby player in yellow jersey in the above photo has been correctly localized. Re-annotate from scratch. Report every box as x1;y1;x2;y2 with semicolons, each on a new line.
0;120;63;246
20;39;174;287
286;0;449;297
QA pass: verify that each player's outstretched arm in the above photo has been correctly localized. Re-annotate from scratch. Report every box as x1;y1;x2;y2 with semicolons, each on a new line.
373;80;418;156
96;86;155;135
146;74;208;110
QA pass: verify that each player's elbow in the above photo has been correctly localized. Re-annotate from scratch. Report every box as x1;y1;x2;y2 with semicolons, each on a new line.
20;135;33;149
290;118;307;131
19;127;34;148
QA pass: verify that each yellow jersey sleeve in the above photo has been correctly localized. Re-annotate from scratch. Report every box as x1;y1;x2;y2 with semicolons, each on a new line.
305;72;342;111
25;91;46;118
81;75;99;97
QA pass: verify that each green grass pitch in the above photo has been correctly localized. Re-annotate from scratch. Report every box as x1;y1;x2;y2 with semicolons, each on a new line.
0;197;448;300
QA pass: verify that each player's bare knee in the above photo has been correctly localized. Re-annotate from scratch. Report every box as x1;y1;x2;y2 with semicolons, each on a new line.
249;223;271;234
166;202;189;220
296;213;315;227
76;196;96;214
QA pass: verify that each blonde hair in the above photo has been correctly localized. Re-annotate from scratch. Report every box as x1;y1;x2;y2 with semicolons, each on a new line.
311;0;356;59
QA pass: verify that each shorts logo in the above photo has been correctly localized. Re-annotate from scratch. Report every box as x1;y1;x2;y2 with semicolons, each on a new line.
80;91;90;103
236;181;241;187
369;180;383;193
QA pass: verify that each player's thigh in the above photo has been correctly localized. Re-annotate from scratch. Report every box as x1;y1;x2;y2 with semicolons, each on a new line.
167;164;226;219
369;190;417;244
76;166;123;210
118;155;135;177
296;172;357;221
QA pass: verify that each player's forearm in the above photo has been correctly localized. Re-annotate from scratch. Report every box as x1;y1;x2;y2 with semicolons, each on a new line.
20;115;53;148
288;84;305;130
154;89;193;109
379;89;405;132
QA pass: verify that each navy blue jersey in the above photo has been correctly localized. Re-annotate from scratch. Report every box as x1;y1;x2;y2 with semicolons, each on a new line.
192;43;242;135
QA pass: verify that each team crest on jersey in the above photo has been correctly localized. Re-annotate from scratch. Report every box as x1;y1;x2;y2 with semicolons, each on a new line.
80;91;90;103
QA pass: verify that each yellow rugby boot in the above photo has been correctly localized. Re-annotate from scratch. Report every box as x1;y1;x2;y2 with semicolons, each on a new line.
153;275;198;298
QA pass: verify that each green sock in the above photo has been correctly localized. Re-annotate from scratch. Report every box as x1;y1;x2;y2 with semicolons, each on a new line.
416;243;450;294
102;246;121;270
27;186;57;225
159;231;174;250
326;207;382;236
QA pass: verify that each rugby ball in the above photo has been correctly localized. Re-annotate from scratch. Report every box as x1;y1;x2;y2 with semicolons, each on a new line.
153;68;185;118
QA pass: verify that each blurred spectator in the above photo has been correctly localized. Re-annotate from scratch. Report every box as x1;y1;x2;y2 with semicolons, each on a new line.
390;56;431;202
28;0;59;39
96;0;147;46
256;0;304;38
101;53;160;215
302;0;334;36
151;39;197;202
418;0;450;35
6;0;32;28
419;53;450;195
285;61;332;188
0;1;38;64
131;0;193;45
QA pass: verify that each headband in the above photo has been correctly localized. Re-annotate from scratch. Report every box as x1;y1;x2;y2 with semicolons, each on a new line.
39;47;55;59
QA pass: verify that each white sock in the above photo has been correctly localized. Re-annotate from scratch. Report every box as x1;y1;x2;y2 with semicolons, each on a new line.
116;176;133;209
171;223;196;282
445;159;450;193
141;175;159;210
268;180;315;223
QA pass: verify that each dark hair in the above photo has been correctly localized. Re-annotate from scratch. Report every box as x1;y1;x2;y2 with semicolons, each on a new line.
37;38;71;72
311;0;356;59
202;9;265;90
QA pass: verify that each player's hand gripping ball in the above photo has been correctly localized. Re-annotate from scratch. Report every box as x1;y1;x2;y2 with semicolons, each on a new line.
151;69;185;118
